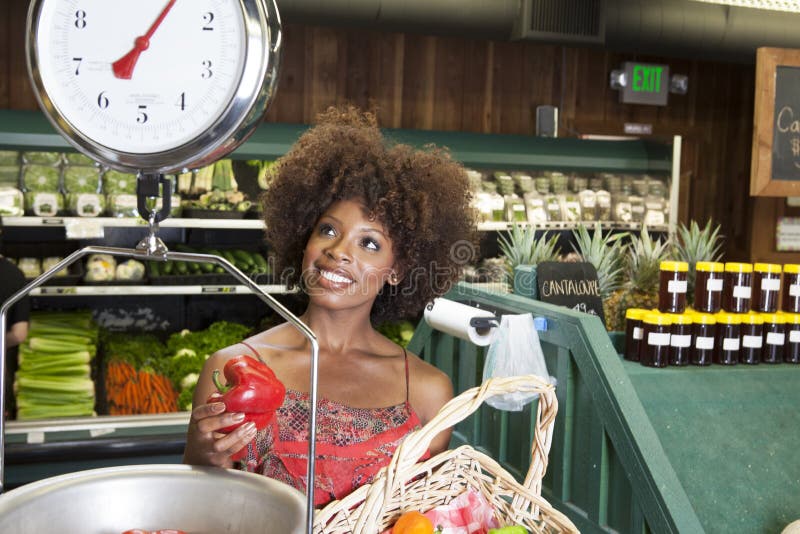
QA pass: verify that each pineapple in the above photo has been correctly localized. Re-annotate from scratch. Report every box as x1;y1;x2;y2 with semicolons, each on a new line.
605;226;671;331
571;222;628;300
672;220;724;307
497;224;562;288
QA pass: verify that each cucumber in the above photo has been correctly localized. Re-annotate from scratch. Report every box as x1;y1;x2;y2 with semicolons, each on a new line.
232;249;256;269
199;260;215;273
221;249;239;269
251;252;268;273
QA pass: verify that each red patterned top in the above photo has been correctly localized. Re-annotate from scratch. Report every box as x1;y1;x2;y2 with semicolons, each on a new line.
238;344;424;506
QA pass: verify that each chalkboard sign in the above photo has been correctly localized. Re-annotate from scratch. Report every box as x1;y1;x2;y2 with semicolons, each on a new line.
751;48;800;196
771;66;800;180
536;261;605;323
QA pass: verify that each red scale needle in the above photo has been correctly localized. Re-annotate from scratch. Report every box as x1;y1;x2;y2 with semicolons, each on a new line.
112;0;177;80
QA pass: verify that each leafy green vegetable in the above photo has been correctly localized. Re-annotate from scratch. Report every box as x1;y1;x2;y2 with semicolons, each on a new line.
15;311;98;420
64;153;95;166
22;151;62;166
0;150;20;166
63;166;101;193
163;321;252;409
22;165;61;192
165;321;251;359
0;166;20;187
101;331;168;374
102;170;137;194
376;320;416;348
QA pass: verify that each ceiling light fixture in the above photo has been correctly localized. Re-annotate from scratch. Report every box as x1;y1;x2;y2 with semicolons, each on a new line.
691;0;800;13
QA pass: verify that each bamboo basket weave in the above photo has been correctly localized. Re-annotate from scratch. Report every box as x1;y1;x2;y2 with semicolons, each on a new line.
314;375;579;533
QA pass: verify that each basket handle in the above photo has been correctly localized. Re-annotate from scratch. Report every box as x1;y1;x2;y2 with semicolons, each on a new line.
385;374;557;498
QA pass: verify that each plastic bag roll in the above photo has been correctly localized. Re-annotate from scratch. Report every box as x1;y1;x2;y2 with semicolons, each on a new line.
423;298;498;346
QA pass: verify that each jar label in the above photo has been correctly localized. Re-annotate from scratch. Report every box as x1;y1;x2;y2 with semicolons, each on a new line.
761;278;781;291
707;278;723;292
695;336;714;350
791;284;800;297
633;326;643;340
647;332;671;346
791;330;800;343
667;280;688;294
733;285;752;299
766;332;785;345
723;338;740;351
671;334;691;348
742;335;763;348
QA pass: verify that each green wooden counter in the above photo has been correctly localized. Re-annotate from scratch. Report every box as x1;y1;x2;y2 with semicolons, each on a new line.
410;283;800;534
622;361;800;533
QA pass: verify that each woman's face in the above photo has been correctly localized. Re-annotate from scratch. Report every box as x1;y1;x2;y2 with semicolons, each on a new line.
301;199;398;312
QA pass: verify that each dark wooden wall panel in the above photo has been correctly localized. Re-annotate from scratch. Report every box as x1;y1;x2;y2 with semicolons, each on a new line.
1;8;759;260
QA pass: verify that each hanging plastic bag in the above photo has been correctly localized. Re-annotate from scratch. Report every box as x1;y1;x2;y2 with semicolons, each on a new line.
482;313;555;411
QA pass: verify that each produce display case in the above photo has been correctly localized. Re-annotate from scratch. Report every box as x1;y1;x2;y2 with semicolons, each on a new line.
410;282;800;534
0;108;681;500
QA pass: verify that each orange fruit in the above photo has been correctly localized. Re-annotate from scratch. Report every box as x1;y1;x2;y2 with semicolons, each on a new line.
391;510;434;534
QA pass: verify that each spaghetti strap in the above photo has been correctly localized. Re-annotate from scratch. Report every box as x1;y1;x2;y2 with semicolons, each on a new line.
241;340;260;358
403;347;410;404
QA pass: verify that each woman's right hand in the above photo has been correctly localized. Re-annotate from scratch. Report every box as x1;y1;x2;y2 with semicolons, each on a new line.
182;394;257;468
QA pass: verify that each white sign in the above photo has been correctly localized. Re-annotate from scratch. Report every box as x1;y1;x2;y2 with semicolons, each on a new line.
777;217;800;251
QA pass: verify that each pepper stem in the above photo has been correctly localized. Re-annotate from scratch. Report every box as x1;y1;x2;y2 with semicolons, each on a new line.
211;369;229;393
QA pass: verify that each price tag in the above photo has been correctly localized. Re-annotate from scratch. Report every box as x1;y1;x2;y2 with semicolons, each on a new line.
27;431;45;444
42;218;64;225
65;218;105;239
202;286;236;294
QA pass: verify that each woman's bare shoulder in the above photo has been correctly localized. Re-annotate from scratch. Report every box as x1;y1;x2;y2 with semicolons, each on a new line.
211;322;299;362
406;350;453;424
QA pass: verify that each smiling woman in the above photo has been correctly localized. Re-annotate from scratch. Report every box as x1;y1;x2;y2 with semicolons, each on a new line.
182;105;478;507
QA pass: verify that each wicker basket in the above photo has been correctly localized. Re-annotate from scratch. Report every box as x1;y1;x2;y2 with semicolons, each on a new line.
314;375;579;533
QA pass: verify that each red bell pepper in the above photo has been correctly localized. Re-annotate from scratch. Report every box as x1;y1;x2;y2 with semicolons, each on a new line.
210;354;286;461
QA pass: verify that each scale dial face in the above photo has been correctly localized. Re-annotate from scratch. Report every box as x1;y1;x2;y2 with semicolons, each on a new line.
27;0;281;173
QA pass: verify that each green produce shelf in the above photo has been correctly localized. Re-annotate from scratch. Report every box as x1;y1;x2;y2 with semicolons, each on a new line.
0;109;672;173
409;282;800;534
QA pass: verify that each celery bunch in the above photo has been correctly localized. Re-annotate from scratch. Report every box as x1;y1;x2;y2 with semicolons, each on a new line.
15;311;98;420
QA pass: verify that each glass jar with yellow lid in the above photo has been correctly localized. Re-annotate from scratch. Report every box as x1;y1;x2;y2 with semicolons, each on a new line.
739;312;764;365
714;312;741;365
782;312;800;363
640;312;672;368
694;261;724;313
624;308;648;362
760;312;786;364
782;264;800;313
658;260;688;314
691;312;717;366
752;263;782;313
666;313;692;366
722;262;753;313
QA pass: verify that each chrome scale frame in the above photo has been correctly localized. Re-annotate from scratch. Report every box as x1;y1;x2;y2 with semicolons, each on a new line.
0;212;320;534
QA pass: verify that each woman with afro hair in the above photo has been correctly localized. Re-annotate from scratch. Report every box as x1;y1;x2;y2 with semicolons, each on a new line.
183;105;478;506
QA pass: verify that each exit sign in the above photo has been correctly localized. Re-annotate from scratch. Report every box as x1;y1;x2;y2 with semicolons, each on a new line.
621;62;669;106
